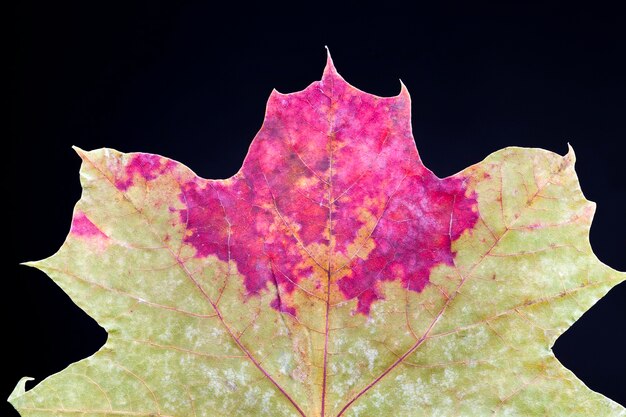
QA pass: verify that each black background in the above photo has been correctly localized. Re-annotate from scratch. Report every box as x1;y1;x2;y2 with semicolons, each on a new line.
9;2;626;415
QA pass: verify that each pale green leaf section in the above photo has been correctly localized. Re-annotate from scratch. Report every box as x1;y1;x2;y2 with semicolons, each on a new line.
10;145;625;417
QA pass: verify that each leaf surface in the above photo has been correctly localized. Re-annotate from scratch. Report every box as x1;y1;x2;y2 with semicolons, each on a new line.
10;52;625;417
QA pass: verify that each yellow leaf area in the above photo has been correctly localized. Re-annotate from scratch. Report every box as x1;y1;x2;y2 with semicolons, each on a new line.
10;61;625;417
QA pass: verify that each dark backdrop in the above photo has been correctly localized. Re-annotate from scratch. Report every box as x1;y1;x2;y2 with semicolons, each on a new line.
9;3;626;415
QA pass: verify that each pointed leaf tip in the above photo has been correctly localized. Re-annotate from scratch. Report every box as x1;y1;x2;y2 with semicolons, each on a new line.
399;79;410;98
20;260;39;268
566;142;576;157
72;145;88;160
323;45;337;76
564;143;577;165
8;377;34;403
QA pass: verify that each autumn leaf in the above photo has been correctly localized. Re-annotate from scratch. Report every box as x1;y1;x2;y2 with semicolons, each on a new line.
10;51;625;417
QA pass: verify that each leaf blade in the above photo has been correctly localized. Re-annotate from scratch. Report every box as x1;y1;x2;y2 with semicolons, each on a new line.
12;55;625;417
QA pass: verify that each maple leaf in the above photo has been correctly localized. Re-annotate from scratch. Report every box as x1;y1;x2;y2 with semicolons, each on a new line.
10;51;626;417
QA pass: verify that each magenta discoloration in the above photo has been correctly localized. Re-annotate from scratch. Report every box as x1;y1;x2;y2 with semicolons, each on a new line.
173;55;479;315
179;178;314;316
71;211;108;238
336;176;478;315
115;154;176;191
270;298;297;317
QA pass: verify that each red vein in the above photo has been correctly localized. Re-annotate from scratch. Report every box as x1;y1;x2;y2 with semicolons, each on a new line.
207;183;233;306
428;281;600;339
492;374;543;415
80;374;113;411
170;251;307;417
321;75;336;417
321;267;332;417
108;359;161;414
336;283;452;416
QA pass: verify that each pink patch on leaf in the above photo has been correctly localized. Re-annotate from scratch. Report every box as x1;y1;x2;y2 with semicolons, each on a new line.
174;54;478;316
270;297;297;317
115;154;175;191
71;211;108;239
